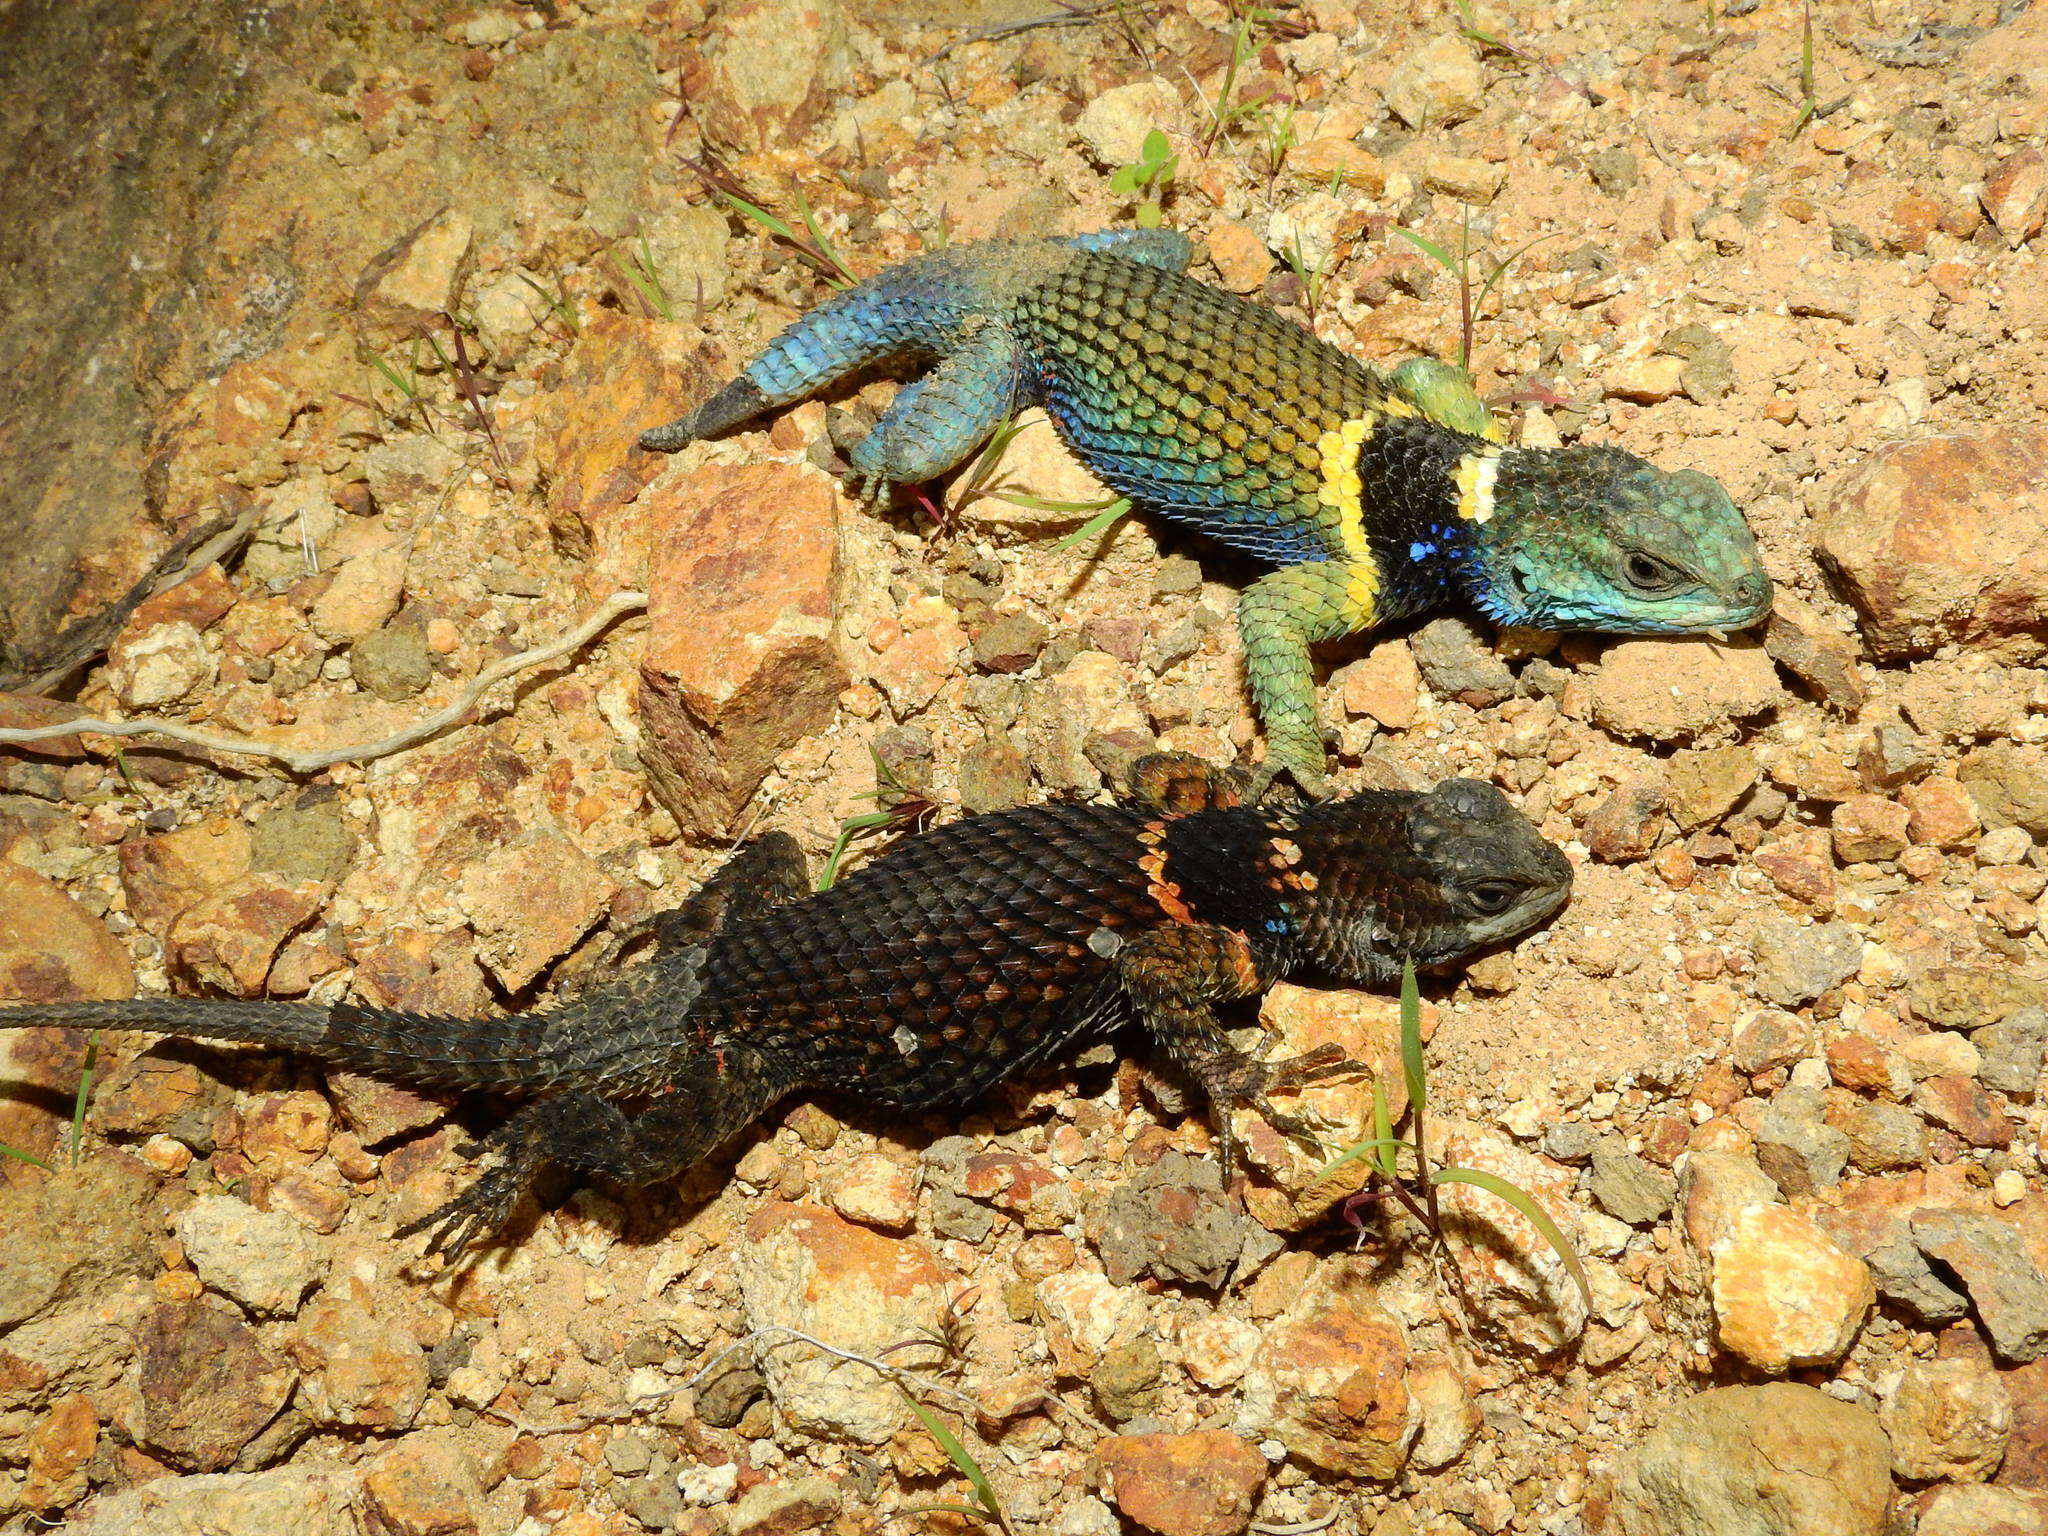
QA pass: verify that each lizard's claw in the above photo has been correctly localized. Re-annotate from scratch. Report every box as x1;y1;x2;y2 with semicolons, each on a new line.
395;1127;541;1256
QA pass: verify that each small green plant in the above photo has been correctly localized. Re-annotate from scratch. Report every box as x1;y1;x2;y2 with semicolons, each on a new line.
896;1386;1012;1533
1107;128;1177;230
366;338;441;432
1391;208;1555;371
1317;964;1591;1315
817;749;938;891
946;409;1130;541
1790;1;1818;137
0;1141;49;1171
68;1030;100;1167
517;271;581;337
1280;230;1332;320
685;154;858;289
1202;5;1278;150
1450;0;1534;61
613;236;676;323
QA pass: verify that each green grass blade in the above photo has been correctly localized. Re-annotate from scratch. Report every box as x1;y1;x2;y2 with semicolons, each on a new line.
899;1389;1008;1532
1398;962;1426;1120
1474;233;1558;311
68;1029;100;1167
0;1143;51;1171
1311;1133;1414;1182
1391;226;1455;270
817;811;897;891
995;492;1125;515
1431;1165;1592;1312
1371;1078;1397;1178
1052;499;1134;551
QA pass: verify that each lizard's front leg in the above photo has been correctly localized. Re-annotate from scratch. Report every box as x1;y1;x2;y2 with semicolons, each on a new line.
1236;558;1382;797
1116;923;1364;1180
845;322;1021;501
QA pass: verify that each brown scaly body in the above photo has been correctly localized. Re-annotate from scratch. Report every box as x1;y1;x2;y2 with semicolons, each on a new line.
0;756;1570;1252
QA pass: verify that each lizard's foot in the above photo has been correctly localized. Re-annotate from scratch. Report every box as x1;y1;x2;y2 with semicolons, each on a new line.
1123;751;1259;815
395;1123;544;1256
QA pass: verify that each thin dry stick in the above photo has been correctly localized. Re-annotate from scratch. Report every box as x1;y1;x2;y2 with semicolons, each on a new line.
0;591;648;775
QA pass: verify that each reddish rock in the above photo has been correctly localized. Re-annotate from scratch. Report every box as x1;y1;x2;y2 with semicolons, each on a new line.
19;1392;96;1513
1915;1485;2048;1536
1335;639;1421;729
1881;1356;2012;1482
537;310;724;585
638;460;846;838
132;1298;296;1470
1752;827;1836;909
0;864;133;1007
2001;1357;2048;1490
117;816;255;936
455;832;617;991
164;873;326;996
1816;427;2048;660
1915;1076;2017;1148
1584;774;1670;863
0;1156;158;1330
1904;775;1984;848
1981;148;2048;247
962;1152;1075;1230
1097;1430;1268;1536
1831;795;1911;863
1587;638;1783;742
1962;742;2048;838
1237;1257;1418;1479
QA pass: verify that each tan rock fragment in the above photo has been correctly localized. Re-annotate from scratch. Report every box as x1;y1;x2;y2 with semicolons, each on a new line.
1712;1203;1873;1372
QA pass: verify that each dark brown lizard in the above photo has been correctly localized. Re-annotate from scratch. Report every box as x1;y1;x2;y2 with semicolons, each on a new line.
0;755;1571;1253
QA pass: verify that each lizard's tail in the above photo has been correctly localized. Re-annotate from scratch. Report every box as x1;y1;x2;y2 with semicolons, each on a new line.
638;247;980;452
0;974;706;1097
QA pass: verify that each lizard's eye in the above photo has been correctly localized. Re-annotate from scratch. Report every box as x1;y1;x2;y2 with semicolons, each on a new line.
1622;551;1684;593
1465;879;1522;916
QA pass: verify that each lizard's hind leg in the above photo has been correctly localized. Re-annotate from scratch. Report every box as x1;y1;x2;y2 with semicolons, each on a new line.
646;831;811;953
400;1052;792;1255
844;324;1021;501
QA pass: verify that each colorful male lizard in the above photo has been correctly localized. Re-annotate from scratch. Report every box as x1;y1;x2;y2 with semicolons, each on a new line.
641;229;1772;792
0;755;1570;1252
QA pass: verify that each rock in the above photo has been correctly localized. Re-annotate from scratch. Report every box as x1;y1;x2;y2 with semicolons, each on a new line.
1412;616;1514;705
132;1298;297;1471
1588;147;1639;195
1866;1237;1971;1325
118;817;254;935
1607;355;1687;404
1096;1430;1266;1536
1750;919;1862;1008
1236;1258;1418;1479
362;436;464;516
1023;650;1146;793
1754;1088;1850;1196
955;734;1032;812
1666;745;1758;830
1711;1204;1872;1372
1831;795;1911;863
0;864;133;1007
1815;426;2048;660
308;534;409;646
1423;153;1503;204
972;611;1048;674
1979;1009;2047;1097
1587;1146;1676;1225
349;620;433;702
1408;1357;1481;1469
108;619;216;707
165;874;327;997
1880;1356;2012;1482
1859;721;1936;791
1204;222;1273;293
1914;1075;2016;1148
175;1194;322;1318
1432;1122;1589;1354
825;1154;920;1233
1981;147;2048;246
1383;36;1483;128
1073;80;1181;167
1732;1011;1813;1075
644;204;731;310
728;1475;843;1536
1915;1485;2048;1536
1838;1100;1928;1171
1765;592;1867;712
1089;1151;1244;1289
357;208;473;329
1335;639;1421;728
1094;1335;1164;1423
361;1435;484;1536
638;461;846;839
1679;1151;1781;1255
2000;1357;2048;1492
1595;1384;1891;1536
1588;638;1783;742
696;0;853;150
1962;742;2048;836
1583;774;1669;863
68;1467;362;1536
0;1158;158;1331
19;1392;96;1514
1904;773;1984;847
1912;1212;2048;1363
1179;1316;1260;1390
455;833;617;991
250;796;356;886
734;1203;951;1443
285;1291;430;1430
1038;1268;1147;1377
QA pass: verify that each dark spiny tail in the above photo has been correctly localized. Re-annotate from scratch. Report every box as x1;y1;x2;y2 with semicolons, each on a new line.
0;965;707;1098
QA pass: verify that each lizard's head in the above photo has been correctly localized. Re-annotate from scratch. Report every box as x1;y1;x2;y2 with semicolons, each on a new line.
1295;779;1571;983
1466;446;1771;635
